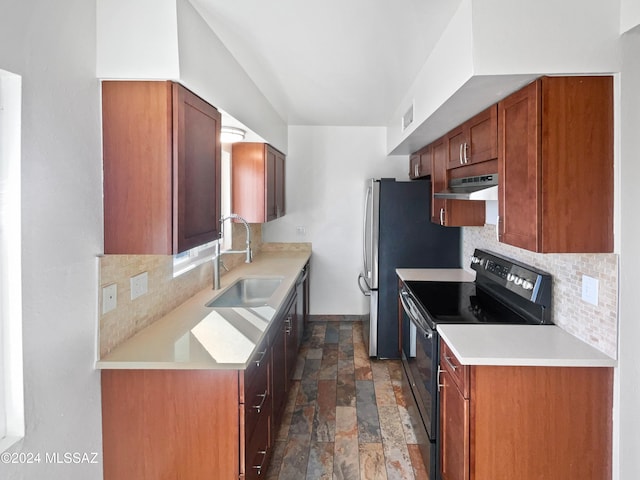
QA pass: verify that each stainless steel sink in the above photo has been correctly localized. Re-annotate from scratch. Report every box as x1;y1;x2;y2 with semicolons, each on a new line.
205;277;283;308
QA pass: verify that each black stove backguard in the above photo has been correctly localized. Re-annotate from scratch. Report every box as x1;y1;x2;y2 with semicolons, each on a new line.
471;249;552;325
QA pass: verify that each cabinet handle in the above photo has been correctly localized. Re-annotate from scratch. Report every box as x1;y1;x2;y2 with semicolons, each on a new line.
252;449;268;476
285;315;293;335
496;215;501;242
437;366;446;392
444;354;458;371
463;142;469;164
254;350;267;368
252;391;268;413
459;143;464;165
417;162;420;176
439;207;445;226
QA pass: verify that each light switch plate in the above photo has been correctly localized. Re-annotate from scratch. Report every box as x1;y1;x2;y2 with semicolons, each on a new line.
130;272;148;300
102;284;117;314
582;275;599;306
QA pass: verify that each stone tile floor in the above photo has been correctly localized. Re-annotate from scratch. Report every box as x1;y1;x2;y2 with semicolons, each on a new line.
266;321;429;480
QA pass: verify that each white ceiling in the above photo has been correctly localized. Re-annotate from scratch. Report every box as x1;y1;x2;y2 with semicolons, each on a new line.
190;0;462;126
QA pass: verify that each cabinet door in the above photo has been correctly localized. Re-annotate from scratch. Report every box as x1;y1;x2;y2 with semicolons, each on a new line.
447;106;497;170
432;136;485;227
271;319;287;432
497;81;541;251
275;149;286;218
409;153;420;179
431;137;448;224
173;83;222;253
265;146;277;221
447;127;466;170
466;105;498;165
419;147;432;177
284;297;298;382
440;369;470;480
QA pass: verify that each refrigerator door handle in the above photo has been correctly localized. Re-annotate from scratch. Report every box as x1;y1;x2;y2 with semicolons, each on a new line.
362;185;372;279
357;273;371;296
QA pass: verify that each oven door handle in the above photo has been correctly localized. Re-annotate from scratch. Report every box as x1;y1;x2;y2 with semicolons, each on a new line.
400;290;433;339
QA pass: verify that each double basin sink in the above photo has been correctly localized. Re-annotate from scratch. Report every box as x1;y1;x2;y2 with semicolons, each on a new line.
205;277;284;308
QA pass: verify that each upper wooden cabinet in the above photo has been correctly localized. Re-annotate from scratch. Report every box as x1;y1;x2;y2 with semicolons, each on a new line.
232;143;286;223
409;145;432;179
102;81;221;254
447;105;498;169
431;136;485;227
498;76;613;253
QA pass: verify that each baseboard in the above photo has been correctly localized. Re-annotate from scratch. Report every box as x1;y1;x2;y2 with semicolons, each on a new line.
307;314;366;323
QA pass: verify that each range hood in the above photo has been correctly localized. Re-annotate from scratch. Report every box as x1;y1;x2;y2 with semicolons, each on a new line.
434;174;499;201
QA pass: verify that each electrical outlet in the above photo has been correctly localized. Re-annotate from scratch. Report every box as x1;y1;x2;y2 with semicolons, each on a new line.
102;284;117;314
130;272;148;300
581;275;599;306
296;225;306;236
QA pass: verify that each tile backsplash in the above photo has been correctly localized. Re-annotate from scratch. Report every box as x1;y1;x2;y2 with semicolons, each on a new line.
463;225;618;358
99;223;262;357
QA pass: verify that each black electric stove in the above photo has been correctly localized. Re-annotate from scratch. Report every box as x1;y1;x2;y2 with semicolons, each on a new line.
398;249;552;480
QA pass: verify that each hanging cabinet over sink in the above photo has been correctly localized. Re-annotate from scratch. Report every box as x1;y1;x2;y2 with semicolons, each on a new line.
232;142;286;223
102;81;222;254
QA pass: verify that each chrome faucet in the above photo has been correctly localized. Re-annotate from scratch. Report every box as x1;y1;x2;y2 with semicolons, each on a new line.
213;213;252;290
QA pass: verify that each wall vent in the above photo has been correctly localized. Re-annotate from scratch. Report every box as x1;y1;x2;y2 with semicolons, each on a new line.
402;102;414;131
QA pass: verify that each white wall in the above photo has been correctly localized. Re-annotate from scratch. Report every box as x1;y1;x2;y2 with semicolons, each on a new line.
176;0;287;152
262;126;407;315
96;0;180;79
387;0;621;155
616;25;640;480
472;0;620;74
0;0;103;478
96;0;288;153
620;0;640;33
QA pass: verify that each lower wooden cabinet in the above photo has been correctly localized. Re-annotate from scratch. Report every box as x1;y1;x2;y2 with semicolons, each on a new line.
101;290;301;480
439;340;613;480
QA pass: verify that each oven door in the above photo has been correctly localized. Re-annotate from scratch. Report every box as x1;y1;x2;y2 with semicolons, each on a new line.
400;287;439;479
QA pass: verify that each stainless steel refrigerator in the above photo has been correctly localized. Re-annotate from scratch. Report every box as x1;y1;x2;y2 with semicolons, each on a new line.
357;178;461;358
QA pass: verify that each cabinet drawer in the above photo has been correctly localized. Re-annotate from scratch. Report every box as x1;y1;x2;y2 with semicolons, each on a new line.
244;405;271;480
440;341;469;398
244;376;269;443
244;336;269;393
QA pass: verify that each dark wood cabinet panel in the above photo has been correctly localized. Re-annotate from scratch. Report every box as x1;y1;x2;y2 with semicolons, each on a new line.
409;145;432;179
498;76;613;253
232;142;286;223
439;339;613;480
447;105;498;169
440;369;470;480
173;84;222;252
102;81;221;254
431;136;485;227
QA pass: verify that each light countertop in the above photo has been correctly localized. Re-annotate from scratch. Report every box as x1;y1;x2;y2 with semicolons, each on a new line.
396;268;475;283
438;324;616;367
96;248;311;371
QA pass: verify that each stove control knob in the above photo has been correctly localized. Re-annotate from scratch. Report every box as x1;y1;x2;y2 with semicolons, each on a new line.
513;276;524;286
471;256;480;264
522;280;534;290
507;273;515;282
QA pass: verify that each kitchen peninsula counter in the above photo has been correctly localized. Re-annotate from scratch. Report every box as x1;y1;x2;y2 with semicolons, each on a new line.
96;246;311;370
